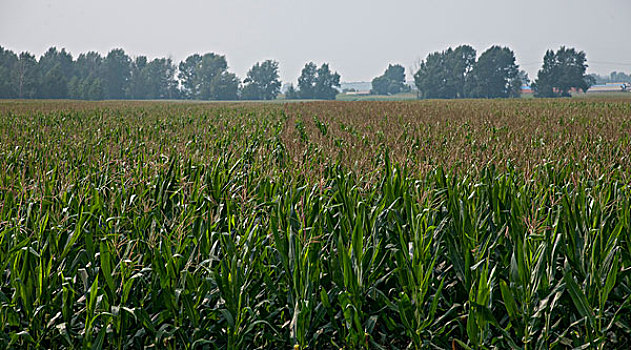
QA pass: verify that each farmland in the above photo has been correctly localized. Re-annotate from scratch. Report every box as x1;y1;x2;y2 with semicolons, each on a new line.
1;98;631;349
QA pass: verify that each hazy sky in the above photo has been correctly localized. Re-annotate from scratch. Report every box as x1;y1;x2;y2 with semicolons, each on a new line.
1;0;630;82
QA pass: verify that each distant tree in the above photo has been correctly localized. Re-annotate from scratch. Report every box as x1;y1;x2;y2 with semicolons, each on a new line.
13;52;39;99
414;45;476;99
297;62;318;99
87;78;105;100
178;53;237;100
284;84;299;99
146;58;179;99
40;65;69;99
128;56;149;99
178;54;203;99
71;51;104;99
610;71;631;82
0;46;18;97
38;47;74;98
210;72;240;100
313;63;341;100
371;64;409;95
103;48;132;99
128;57;178;99
464;46;520;98
294;62;341;99
241;60;281;100
532;47;592;97
371;75;390;95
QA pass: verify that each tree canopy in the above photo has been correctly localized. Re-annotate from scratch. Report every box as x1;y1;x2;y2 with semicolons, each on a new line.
0;44;613;101
293;62;340;100
464;46;521;98
241;60;281;100
532;47;592;97
413;45;476;99
371;64;410;95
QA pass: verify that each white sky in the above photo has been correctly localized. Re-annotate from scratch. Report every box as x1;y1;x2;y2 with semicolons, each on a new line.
1;0;630;82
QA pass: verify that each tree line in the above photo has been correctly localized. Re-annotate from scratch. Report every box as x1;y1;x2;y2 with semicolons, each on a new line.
0;46;342;101
0;44;619;100
410;45;598;99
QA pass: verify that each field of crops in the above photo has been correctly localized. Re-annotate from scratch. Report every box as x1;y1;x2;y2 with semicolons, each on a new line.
1;98;631;349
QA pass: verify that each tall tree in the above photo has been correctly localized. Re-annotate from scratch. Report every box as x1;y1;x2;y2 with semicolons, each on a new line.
38;47;74;98
448;45;477;98
0;46;18;98
103;48;132;99
178;53;235;100
297;62;318;99
296;62;340;100
532;47;592;97
210;72;240;100
128;56;149;99
314;63;341;100
464;46;520;98
13;52;39;99
70;51;104;100
241;60;281;100
371;64;409;95
144;58;179;99
414;45;476;99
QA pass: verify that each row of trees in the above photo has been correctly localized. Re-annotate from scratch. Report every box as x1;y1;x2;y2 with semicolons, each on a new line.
412;45;595;99
0;44;612;101
0;46;343;100
589;71;631;84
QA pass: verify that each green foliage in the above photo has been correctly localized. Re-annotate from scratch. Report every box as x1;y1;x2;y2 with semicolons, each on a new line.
465;46;521;98
414;45;476;99
103;48;132;99
296;62;341;100
533;47;593;97
241;60;281;100
371;64;410;95
1;99;631;348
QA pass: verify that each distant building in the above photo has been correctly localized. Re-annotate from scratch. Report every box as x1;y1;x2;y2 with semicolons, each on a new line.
520;85;533;94
587;82;630;93
344;90;372;96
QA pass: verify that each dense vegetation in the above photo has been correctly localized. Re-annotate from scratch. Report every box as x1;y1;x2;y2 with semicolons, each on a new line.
1;98;631;349
3;44;623;101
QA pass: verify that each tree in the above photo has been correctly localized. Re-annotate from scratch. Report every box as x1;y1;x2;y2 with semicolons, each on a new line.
0;46;18;98
414;45;476;99
38;47;74;98
464;46;520;98
178;54;203;99
128;57;178;99
145;58;178;99
13;52;39;99
371;75;390;95
371;64;409;95
128;56;149;99
532;47;592;97
210;72;239;100
40;65;69;99
295;62;340;99
241;60;281;100
314;63;341;100
284;84;299;99
448;45;477;98
297;62;318;99
103;48;132;99
178;53;237;100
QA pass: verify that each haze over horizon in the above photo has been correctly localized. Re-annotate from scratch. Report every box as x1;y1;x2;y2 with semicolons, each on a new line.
1;0;630;83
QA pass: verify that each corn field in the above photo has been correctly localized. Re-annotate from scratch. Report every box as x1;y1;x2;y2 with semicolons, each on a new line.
1;99;631;349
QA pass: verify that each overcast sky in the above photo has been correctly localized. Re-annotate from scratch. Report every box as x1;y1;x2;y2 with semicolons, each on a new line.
1;0;630;82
